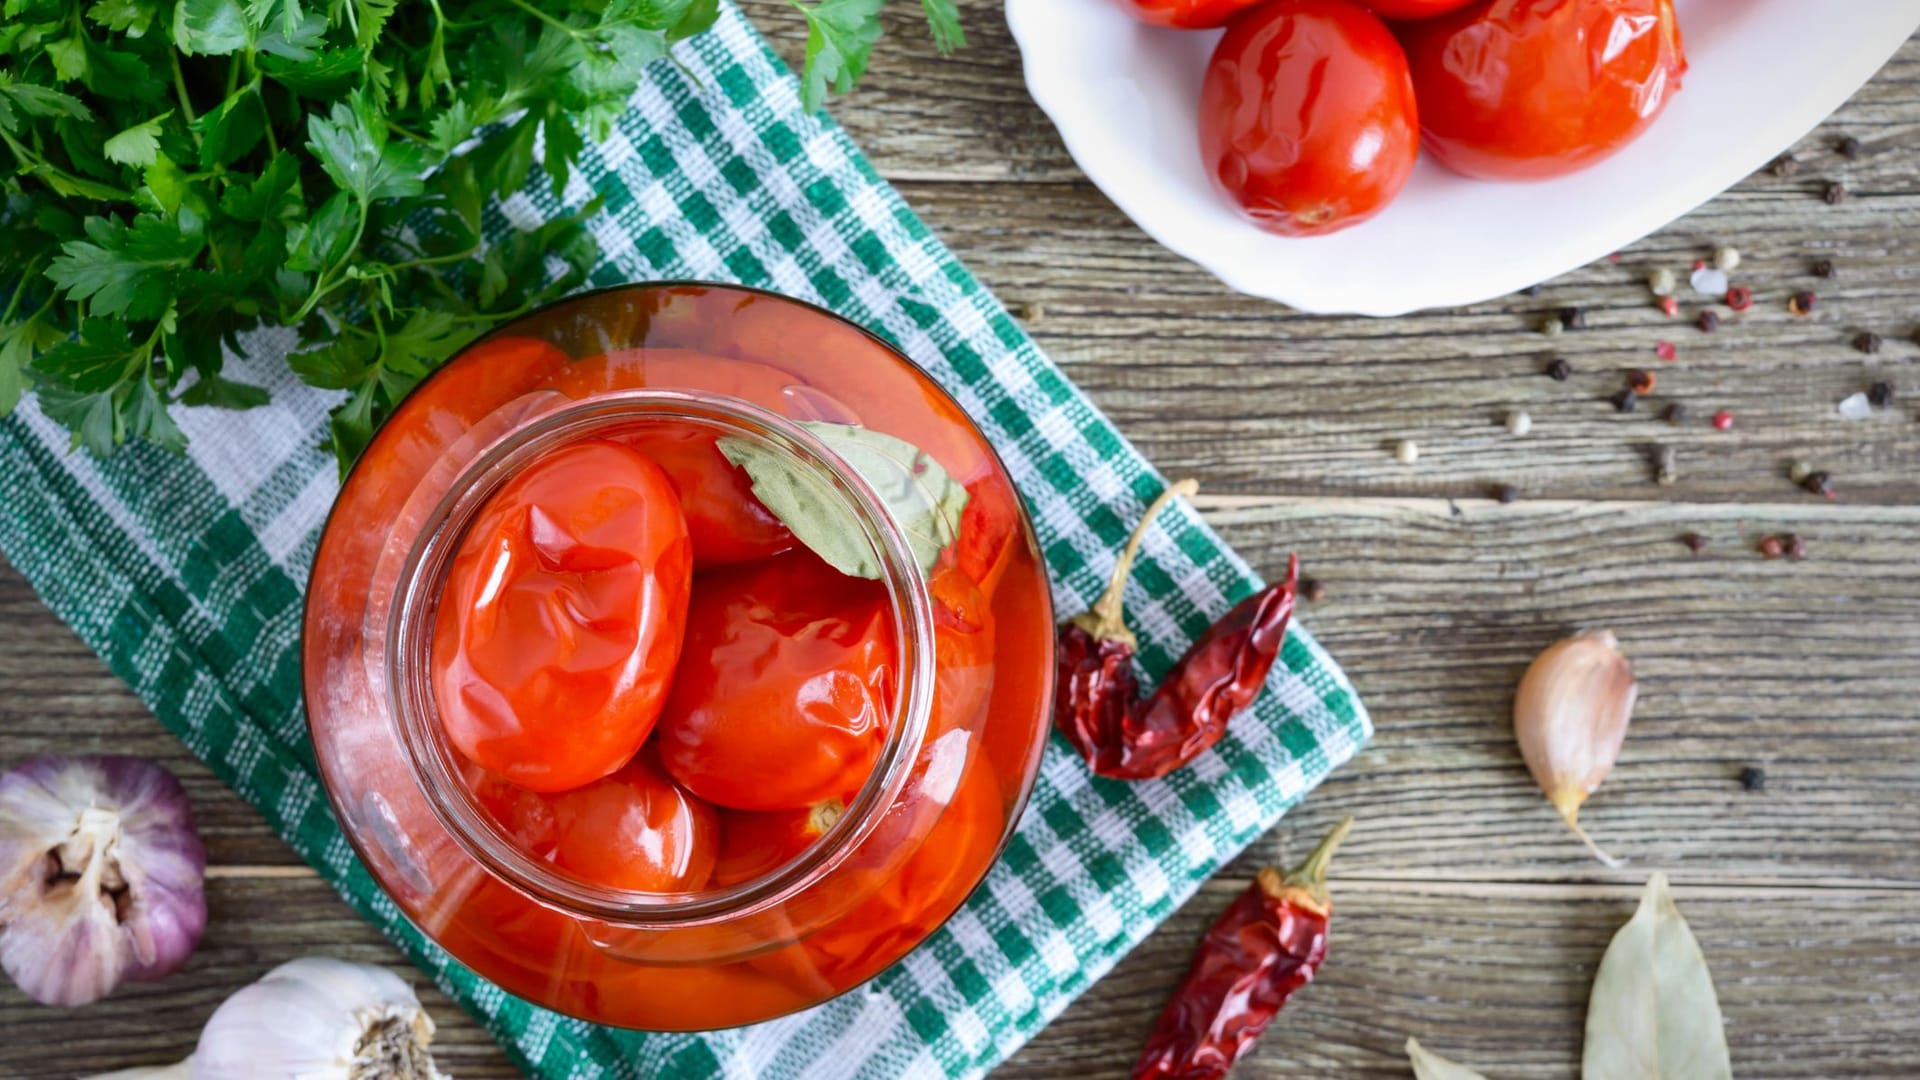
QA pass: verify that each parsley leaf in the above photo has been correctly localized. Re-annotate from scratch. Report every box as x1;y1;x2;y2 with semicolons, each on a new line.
103;110;172;167
172;0;252;55
306;91;427;203
788;0;884;113
47;215;202;321
920;0;963;54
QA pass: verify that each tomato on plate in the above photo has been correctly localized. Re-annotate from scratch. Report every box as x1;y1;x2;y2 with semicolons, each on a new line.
1110;0;1262;29
1356;0;1475;18
1403;0;1686;181
1199;0;1420;237
656;552;896;812
470;758;718;892
432;439;692;792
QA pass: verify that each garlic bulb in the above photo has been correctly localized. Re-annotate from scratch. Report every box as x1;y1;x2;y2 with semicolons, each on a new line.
0;755;207;1006
1513;630;1638;867
87;957;449;1080
193;957;449;1079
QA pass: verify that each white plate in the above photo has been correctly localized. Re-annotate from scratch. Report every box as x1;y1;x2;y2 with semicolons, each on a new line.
1007;0;1920;315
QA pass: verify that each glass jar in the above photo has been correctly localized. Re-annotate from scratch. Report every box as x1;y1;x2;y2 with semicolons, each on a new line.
302;283;1055;1030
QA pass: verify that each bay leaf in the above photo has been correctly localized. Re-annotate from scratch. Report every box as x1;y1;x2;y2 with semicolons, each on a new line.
1407;1037;1491;1080
719;421;969;580
1583;873;1732;1080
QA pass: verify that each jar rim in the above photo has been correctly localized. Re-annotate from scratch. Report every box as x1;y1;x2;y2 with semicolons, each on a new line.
385;388;938;928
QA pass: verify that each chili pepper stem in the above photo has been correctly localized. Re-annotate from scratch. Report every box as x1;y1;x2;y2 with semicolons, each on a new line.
1258;815;1355;915
1068;479;1200;648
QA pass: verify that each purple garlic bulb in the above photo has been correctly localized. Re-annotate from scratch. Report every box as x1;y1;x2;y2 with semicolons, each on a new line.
0;755;207;1006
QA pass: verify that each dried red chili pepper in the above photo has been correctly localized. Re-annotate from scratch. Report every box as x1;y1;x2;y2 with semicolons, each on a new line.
1054;480;1299;781
1132;816;1355;1080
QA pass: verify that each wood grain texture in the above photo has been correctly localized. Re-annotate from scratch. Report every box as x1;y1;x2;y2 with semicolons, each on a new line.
4;3;1920;1078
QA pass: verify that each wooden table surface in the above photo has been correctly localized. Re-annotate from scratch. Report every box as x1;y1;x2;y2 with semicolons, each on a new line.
6;5;1919;1077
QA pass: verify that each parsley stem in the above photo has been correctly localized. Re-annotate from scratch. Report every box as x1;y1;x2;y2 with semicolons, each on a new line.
2;261;49;323
374;244;481;275
507;0;586;40
170;51;200;129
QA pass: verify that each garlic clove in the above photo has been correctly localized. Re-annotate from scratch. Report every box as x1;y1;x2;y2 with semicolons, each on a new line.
1513;630;1638;867
0;756;206;1006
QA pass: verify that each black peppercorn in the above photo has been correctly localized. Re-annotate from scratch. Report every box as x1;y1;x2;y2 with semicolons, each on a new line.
1546;357;1571;381
1682;532;1706;554
1760;535;1785;559
1301;578;1327;603
1626;369;1656;394
1740;766;1767;791
1665;403;1689;425
1804;470;1834;498
1560;306;1586;330
1788;290;1817;317
1521;283;1543;297
1696;310;1719;333
1812;258;1836;278
1868;381;1895;407
1769;153;1800;177
1616;389;1639;413
1854;331;1883;354
1838;134;1864;159
1784;533;1808;561
1494;483;1519;504
1824;181;1848;205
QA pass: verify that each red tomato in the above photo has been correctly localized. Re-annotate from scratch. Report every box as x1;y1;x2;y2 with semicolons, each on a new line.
1402;0;1686;181
616;424;795;568
710;801;843;888
1199;0;1420;237
432;440;692;792
1111;0;1262;29
469;759;718;892
656;553;896;812
1356;0;1474;17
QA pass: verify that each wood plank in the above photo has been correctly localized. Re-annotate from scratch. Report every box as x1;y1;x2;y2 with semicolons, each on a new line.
999;877;1920;1078
897;175;1920;503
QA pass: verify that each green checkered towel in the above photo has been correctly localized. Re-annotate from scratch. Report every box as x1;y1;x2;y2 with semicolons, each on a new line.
0;5;1370;1078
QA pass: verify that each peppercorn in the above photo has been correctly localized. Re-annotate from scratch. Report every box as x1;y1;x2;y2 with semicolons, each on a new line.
1726;286;1754;312
1615;389;1639;413
1540;316;1564;337
1546;357;1571;381
1813;258;1836;279
1301;578;1327;603
1740;766;1767;791
1769;153;1800;177
1696;310;1719;333
1804;470;1834;499
1627;369;1657;394
1656;447;1678;487
1788;291;1817;317
1713;246;1741;272
1854;331;1882;354
1788;460;1814;484
1560;306;1586;330
1654;340;1677;362
1395;439;1419;465
1648;267;1676;296
1494;483;1519;504
1658;296;1680;318
1506;410;1532;437
1712;410;1734;431
1784;533;1808;560
1665;403;1689;425
1522;283;1543;297
1824;181;1848;205
1868;381;1895;407
1759;535;1784;559
1838;134;1864;159
1016;301;1046;324
1682;532;1706;554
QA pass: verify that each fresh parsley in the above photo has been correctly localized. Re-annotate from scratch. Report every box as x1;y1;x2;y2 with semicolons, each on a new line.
1;0;963;470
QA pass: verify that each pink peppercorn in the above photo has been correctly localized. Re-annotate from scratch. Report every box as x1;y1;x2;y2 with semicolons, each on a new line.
1658;296;1679;317
1655;341;1677;362
1712;410;1734;431
1727;286;1754;312
1692;259;1707;272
